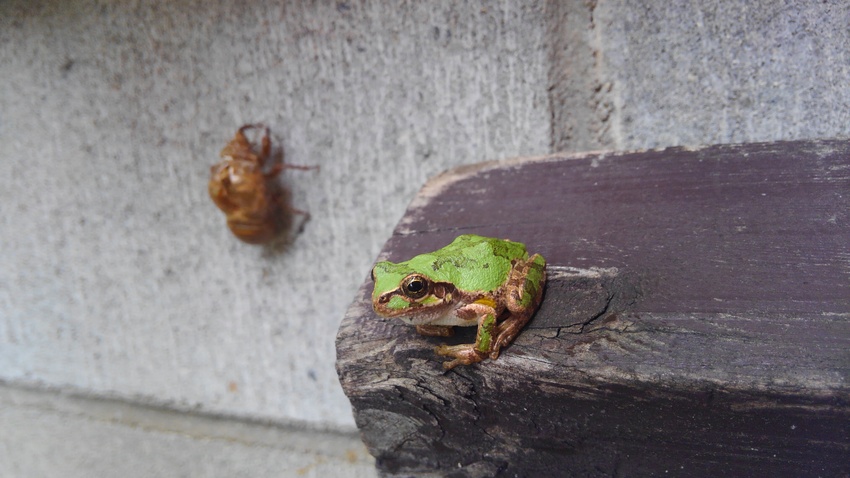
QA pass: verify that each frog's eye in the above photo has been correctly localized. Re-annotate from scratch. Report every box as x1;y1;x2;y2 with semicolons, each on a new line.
401;274;430;300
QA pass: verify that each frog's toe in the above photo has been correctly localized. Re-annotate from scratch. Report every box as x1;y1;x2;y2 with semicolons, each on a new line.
434;344;466;356
442;358;462;370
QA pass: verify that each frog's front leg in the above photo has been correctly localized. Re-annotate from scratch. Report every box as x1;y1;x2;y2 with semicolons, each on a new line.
434;302;497;370
416;325;454;337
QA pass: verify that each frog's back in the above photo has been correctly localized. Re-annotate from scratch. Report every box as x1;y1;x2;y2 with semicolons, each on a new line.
406;235;528;292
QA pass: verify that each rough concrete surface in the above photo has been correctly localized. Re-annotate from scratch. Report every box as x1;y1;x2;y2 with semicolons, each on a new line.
595;0;850;149
0;0;550;429
0;383;376;478
1;0;849;476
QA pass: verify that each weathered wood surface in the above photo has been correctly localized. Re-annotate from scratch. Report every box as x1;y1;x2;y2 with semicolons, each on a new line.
336;140;850;477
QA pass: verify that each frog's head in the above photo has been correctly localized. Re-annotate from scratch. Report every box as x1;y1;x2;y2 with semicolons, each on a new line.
371;260;458;324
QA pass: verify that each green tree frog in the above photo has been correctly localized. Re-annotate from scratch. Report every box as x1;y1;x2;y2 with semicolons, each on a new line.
371;234;546;369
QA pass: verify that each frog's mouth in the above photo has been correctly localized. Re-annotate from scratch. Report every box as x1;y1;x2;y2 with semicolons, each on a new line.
375;297;457;321
373;282;461;323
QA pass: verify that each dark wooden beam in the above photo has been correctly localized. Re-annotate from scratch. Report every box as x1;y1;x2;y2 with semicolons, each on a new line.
336;140;850;477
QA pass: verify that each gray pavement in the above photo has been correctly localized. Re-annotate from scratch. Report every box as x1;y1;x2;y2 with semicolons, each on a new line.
0;384;376;478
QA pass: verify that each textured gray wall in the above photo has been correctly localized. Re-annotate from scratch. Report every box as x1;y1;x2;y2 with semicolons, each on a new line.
1;0;848;435
0;1;550;429
594;1;850;149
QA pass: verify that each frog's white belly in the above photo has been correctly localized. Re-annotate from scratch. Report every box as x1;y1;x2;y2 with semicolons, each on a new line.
398;303;477;327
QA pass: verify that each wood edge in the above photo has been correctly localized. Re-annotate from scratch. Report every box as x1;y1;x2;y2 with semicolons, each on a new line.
399;138;850;233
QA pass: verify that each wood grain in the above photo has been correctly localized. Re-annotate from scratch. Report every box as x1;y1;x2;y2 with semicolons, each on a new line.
336;140;850;477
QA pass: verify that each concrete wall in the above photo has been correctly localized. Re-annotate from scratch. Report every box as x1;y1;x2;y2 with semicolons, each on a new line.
595;1;850;149
1;0;551;430
1;0;848;474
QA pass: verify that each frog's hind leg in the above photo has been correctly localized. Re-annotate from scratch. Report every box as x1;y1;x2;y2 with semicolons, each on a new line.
489;311;532;360
493;253;547;359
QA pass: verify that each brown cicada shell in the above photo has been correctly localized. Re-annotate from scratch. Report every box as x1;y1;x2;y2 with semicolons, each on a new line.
209;124;317;244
